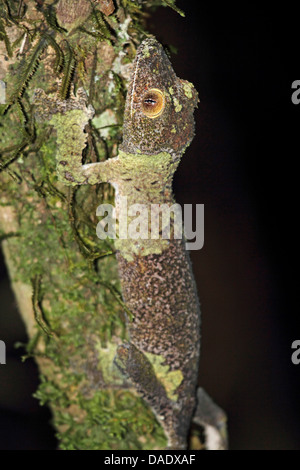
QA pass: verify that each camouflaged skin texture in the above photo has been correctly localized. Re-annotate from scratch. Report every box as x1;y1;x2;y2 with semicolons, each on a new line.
116;239;201;449
114;38;201;449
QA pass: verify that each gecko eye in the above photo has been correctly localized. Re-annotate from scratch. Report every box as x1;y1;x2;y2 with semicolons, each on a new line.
141;89;165;118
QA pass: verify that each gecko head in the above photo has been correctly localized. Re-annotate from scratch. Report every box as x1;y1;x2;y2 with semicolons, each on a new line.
120;38;199;157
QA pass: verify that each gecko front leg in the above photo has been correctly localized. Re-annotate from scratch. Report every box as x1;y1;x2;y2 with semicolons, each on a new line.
33;87;117;186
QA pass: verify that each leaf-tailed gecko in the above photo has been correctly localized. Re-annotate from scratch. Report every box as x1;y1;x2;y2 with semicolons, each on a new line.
34;37;227;450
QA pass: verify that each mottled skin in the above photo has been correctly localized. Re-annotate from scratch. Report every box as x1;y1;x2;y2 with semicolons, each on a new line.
116;240;200;448
34;38;227;449
120;39;197;157
114;39;200;448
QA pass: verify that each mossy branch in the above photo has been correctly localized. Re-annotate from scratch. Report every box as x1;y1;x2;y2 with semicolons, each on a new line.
0;0;191;451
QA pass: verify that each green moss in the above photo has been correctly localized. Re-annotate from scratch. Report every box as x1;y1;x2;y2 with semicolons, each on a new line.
55;389;167;450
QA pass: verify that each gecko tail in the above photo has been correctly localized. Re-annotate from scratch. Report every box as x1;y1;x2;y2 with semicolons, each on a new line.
193;387;228;450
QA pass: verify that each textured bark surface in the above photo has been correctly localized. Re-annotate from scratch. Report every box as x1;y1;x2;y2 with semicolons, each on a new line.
0;0;186;450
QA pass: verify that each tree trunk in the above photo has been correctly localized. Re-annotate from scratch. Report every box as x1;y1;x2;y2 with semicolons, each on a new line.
0;0;183;450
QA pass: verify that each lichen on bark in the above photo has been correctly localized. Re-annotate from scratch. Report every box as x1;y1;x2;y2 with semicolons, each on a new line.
0;0;185;450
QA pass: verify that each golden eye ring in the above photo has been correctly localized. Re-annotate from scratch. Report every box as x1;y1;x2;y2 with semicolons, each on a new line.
141;88;165;119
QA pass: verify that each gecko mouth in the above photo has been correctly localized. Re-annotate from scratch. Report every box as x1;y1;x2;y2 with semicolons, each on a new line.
141;88;165;118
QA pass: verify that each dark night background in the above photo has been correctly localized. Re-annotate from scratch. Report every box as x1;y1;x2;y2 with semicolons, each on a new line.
0;1;299;449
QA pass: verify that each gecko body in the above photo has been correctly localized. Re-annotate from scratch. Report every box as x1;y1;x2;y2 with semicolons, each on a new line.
112;39;200;449
34;38;227;450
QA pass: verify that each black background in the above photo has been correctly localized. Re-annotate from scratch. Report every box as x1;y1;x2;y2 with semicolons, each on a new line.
0;1;299;449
